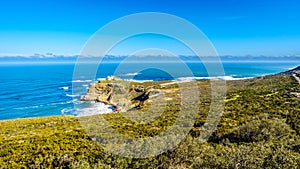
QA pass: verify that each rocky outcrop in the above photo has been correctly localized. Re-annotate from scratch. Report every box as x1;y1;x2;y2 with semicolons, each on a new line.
286;65;300;73
293;66;300;71
284;65;300;84
80;76;161;112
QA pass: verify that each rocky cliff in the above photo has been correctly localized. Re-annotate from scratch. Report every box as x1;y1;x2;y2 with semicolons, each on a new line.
80;76;161;112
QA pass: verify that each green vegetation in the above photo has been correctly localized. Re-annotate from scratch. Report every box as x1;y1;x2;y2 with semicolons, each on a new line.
265;92;279;97
224;94;240;102
0;71;300;168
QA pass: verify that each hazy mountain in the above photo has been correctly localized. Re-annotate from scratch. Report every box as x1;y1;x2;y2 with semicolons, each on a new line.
0;55;299;64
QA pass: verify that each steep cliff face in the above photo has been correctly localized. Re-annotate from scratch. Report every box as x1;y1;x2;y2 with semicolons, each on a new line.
80;76;161;112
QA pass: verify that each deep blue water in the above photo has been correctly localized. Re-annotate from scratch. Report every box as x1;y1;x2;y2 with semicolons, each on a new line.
0;61;299;120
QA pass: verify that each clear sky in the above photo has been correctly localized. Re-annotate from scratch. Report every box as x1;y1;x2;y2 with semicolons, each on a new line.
0;0;300;56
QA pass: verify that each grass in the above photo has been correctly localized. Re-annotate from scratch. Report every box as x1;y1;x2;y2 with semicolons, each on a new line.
0;71;300;168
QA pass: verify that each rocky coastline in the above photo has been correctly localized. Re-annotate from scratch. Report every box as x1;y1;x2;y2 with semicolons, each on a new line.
80;76;162;112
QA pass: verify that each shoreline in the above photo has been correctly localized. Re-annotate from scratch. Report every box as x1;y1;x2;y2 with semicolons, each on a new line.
1;66;299;121
96;75;255;83
0;76;278;121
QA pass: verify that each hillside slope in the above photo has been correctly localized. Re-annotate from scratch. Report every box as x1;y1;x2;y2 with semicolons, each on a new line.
0;68;299;168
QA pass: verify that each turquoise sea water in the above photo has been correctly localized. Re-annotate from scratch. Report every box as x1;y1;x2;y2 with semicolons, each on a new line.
0;61;299;120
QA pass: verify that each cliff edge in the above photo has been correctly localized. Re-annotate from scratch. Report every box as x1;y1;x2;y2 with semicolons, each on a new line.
80;76;161;112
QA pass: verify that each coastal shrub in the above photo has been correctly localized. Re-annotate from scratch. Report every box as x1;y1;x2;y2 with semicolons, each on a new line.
222;118;293;143
287;109;300;135
0;72;300;168
191;141;300;169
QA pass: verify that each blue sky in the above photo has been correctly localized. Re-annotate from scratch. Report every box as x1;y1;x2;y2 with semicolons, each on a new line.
0;0;300;56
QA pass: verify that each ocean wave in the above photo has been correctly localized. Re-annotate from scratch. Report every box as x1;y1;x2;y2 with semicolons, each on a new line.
13;105;40;110
72;99;80;104
124;79;153;83
66;94;80;97
47;100;73;106
288;66;298;70
72;80;93;83
13;100;74;111
76;103;113;117
177;76;253;81
61;108;75;114
221;76;253;80
121;72;140;76
59;86;69;91
97;78;106;81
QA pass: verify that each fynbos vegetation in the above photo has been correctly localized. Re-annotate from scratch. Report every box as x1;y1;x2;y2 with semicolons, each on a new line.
0;68;300;168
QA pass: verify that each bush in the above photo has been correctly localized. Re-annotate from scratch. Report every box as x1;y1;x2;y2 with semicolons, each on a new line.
223;118;293;143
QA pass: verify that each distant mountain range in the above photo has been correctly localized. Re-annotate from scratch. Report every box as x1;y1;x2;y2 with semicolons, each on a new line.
0;55;300;64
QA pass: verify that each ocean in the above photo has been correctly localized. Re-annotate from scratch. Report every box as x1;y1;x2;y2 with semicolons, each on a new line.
0;61;299;120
